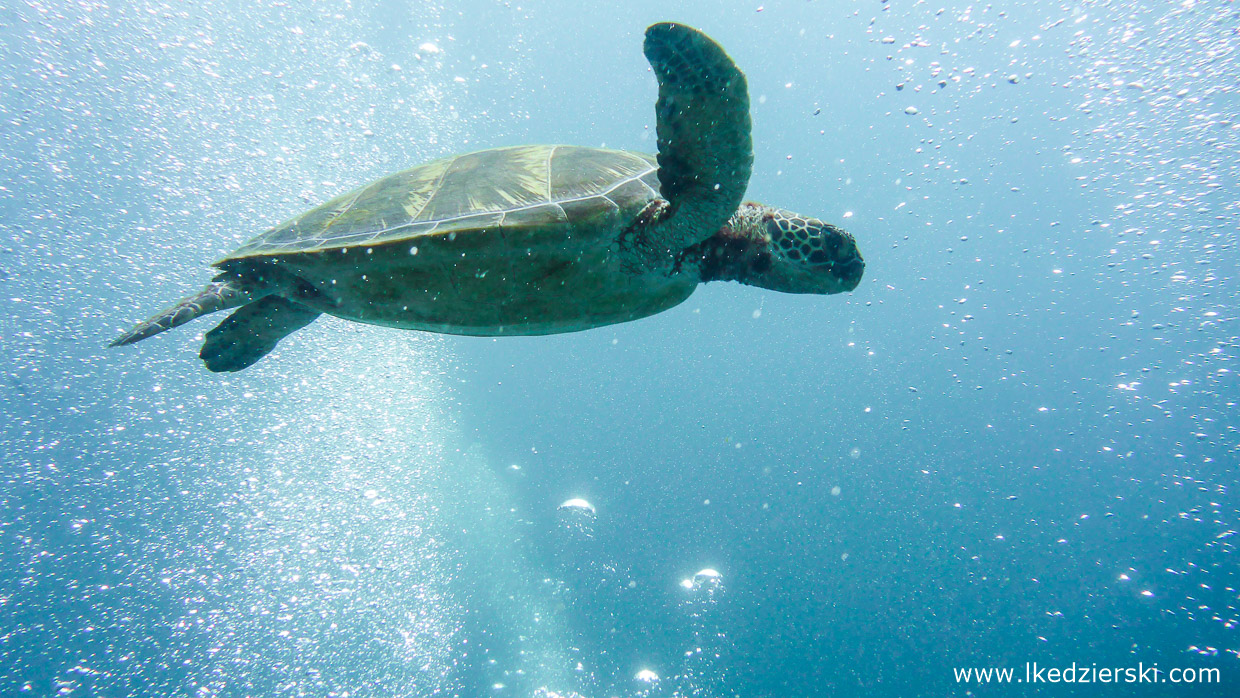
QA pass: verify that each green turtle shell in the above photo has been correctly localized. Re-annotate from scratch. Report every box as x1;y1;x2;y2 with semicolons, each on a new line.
224;145;660;260
214;145;699;336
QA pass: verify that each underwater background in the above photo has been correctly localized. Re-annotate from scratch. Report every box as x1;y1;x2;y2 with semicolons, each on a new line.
1;0;1236;695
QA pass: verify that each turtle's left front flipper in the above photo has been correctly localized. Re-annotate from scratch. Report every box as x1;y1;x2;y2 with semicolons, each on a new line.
637;22;753;265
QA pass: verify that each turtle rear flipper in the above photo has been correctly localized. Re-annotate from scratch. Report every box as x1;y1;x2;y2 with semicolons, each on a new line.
110;278;266;347
636;22;753;267
199;296;321;372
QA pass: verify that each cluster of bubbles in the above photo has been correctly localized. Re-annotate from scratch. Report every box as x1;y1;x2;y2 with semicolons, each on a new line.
681;568;725;610
536;497;732;698
556;497;599;541
0;0;484;694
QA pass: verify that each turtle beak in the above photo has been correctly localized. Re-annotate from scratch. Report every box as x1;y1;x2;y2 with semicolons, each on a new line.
832;234;865;292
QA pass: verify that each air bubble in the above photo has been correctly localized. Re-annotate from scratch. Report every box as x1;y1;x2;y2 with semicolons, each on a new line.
556;498;597;540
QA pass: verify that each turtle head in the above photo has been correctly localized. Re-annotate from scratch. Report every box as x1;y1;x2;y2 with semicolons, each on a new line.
695;204;864;295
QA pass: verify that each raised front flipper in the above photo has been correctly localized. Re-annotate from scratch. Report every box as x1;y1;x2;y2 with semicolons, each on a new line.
634;23;753;268
199;295;321;372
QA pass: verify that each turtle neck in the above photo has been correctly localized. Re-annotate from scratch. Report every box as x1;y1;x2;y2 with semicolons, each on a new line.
680;203;773;284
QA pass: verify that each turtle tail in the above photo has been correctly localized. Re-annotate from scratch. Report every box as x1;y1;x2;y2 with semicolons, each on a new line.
109;277;267;347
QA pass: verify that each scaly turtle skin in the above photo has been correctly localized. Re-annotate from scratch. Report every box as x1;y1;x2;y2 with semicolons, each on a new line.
111;23;865;372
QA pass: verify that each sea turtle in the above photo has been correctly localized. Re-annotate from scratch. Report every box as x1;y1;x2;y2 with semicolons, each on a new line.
111;22;865;372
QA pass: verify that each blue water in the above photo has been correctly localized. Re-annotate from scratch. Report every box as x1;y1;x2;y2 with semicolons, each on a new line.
1;1;1236;696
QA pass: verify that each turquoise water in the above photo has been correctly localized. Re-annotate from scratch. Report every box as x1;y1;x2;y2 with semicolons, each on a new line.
1;1;1236;696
